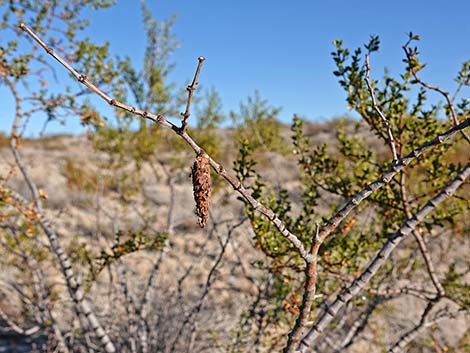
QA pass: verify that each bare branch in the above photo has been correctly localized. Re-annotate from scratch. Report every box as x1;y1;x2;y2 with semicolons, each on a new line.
168;217;246;353
4;77;40;203
18;23;176;131
18;22;313;263
387;305;466;353
181;56;205;131
367;285;435;301
0;307;40;336
337;297;382;351
5;188;117;353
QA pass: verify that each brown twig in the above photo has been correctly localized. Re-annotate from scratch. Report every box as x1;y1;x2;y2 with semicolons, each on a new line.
365;53;399;163
168;217;246;353
18;22;313;263
181;56;205;131
284;224;320;352
336;296;383;351
366;285;435;301
137;250;166;353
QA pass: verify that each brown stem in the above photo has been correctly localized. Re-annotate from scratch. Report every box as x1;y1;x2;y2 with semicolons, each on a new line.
18;22;312;263
181;56;205;131
284;225;320;352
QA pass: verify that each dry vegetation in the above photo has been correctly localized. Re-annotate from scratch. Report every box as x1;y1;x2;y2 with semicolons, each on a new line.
1;120;469;352
1;2;470;352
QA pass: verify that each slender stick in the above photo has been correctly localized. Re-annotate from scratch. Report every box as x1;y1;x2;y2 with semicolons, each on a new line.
18;23;313;263
7;189;117;353
181;56;205;131
5;73;115;352
387;307;466;353
365;53;399;162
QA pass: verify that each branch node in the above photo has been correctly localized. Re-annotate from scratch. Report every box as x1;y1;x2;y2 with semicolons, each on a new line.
180;56;205;130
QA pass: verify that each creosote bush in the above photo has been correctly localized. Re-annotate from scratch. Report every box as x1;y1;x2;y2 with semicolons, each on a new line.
0;2;469;353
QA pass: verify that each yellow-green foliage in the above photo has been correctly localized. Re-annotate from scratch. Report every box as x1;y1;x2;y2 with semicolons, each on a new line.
231;34;470;333
231;90;286;153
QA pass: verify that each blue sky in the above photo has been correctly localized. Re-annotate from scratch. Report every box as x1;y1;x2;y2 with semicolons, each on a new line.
1;1;470;135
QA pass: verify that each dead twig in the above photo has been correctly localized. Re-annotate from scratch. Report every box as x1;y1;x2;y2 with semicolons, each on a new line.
181;56;205;131
18;22;312;264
